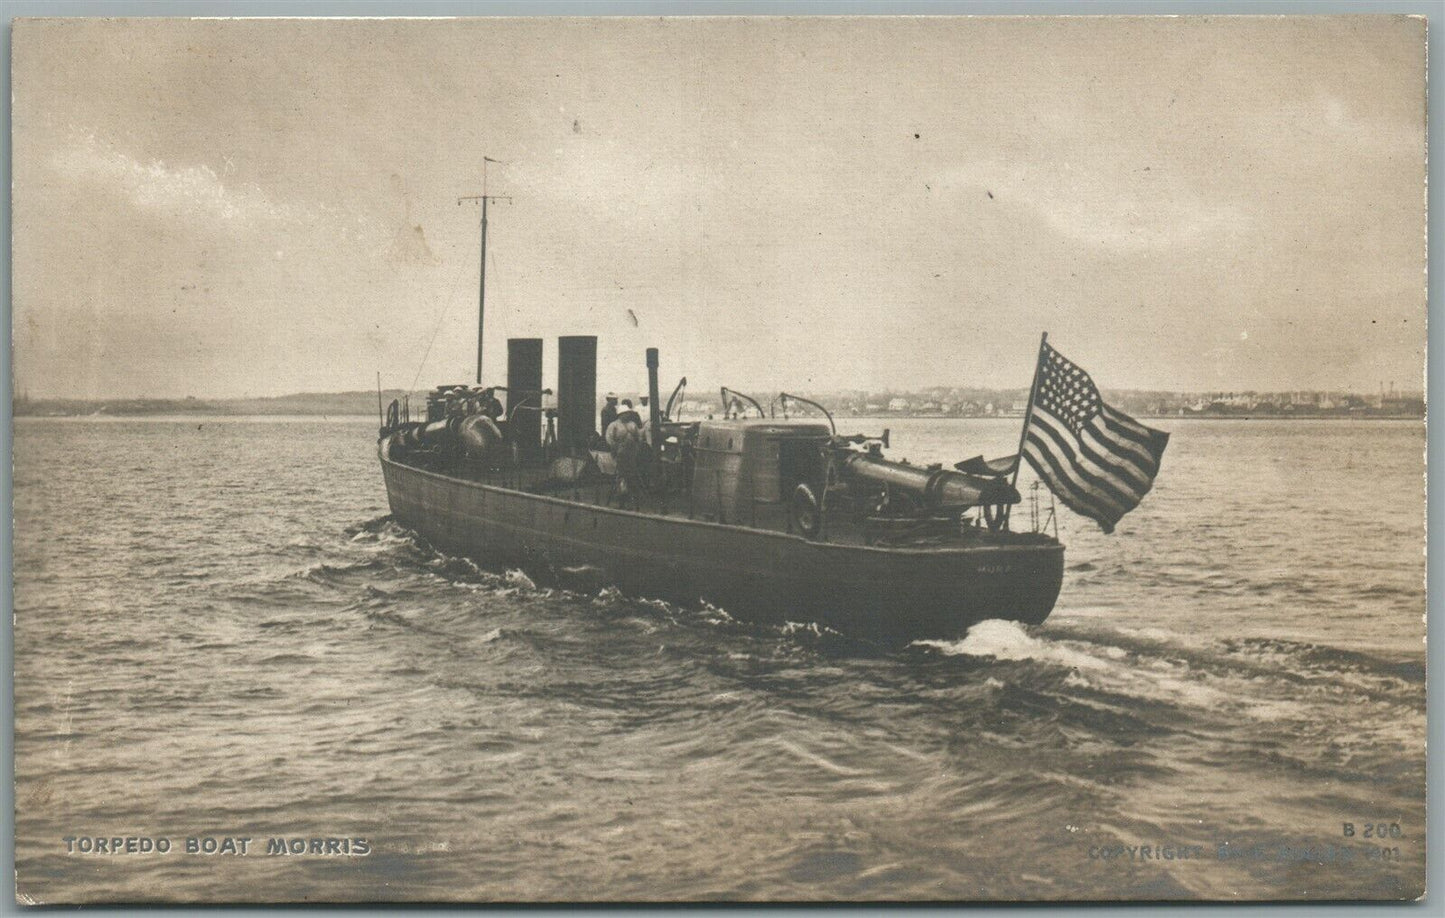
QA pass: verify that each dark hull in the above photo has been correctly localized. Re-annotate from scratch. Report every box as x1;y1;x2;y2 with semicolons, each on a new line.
380;446;1064;645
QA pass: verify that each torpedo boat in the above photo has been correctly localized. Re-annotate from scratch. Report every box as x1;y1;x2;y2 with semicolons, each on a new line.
377;186;1064;646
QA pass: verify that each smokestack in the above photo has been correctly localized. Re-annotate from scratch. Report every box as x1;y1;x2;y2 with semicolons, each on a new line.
556;335;598;451
646;347;662;451
506;338;543;463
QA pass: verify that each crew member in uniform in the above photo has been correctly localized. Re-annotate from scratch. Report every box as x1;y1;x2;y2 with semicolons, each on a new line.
600;392;620;436
614;398;643;428
480;388;504;420
606;400;646;509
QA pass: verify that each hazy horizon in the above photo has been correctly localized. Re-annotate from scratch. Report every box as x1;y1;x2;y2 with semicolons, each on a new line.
13;380;1426;403
12;17;1427;401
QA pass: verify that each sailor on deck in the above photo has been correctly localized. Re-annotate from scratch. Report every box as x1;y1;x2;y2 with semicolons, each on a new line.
480;388;504;420
600;393;620;436
606;399;647;509
614;398;642;429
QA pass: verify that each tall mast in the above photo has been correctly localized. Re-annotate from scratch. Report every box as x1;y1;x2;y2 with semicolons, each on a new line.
477;193;488;385
458;157;509;386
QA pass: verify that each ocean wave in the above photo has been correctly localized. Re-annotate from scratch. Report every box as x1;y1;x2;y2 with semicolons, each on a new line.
914;620;1108;673
341;515;400;538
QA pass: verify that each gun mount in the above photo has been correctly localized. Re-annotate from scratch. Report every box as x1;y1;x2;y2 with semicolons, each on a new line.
835;451;1020;511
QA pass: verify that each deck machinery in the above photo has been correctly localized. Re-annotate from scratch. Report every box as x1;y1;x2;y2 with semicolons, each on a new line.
379;340;1063;644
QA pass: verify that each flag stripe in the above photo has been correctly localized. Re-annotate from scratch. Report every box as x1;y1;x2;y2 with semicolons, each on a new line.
1029;409;1140;512
1080;422;1155;490
1086;415;1162;475
1028;445;1127;532
1074;420;1154;494
1024;433;1131;529
1023;435;1121;529
1024;448;1122;532
1023;439;1121;523
1031;413;1141;513
1099;403;1160;451
1099;402;1154;438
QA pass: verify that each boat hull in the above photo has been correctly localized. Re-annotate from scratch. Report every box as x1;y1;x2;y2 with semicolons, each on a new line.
380;448;1064;645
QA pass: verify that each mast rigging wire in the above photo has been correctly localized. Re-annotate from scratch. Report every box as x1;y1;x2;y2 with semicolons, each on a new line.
410;243;476;393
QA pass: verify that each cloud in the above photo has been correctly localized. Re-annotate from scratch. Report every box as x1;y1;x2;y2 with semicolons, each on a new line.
935;159;1249;254
52;132;297;228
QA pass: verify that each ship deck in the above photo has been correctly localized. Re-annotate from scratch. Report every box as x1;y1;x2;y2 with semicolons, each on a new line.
391;453;1049;551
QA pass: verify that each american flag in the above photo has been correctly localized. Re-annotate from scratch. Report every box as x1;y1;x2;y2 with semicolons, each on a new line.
1021;342;1169;534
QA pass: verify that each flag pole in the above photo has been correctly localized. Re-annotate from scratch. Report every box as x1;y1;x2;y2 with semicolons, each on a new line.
1009;331;1049;492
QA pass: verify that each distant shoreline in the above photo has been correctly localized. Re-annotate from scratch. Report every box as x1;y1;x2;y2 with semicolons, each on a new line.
14;411;1423;422
14;387;1422;422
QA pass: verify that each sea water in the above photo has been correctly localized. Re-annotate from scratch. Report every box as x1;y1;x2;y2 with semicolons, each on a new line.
12;416;1425;901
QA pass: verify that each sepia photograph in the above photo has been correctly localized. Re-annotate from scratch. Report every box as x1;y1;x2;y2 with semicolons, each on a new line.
8;10;1429;904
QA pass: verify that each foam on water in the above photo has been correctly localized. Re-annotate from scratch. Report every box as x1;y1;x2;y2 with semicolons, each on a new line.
503;569;538;592
916;619;1110;671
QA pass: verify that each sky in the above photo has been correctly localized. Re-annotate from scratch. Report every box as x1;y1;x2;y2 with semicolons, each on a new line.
11;15;1428;400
